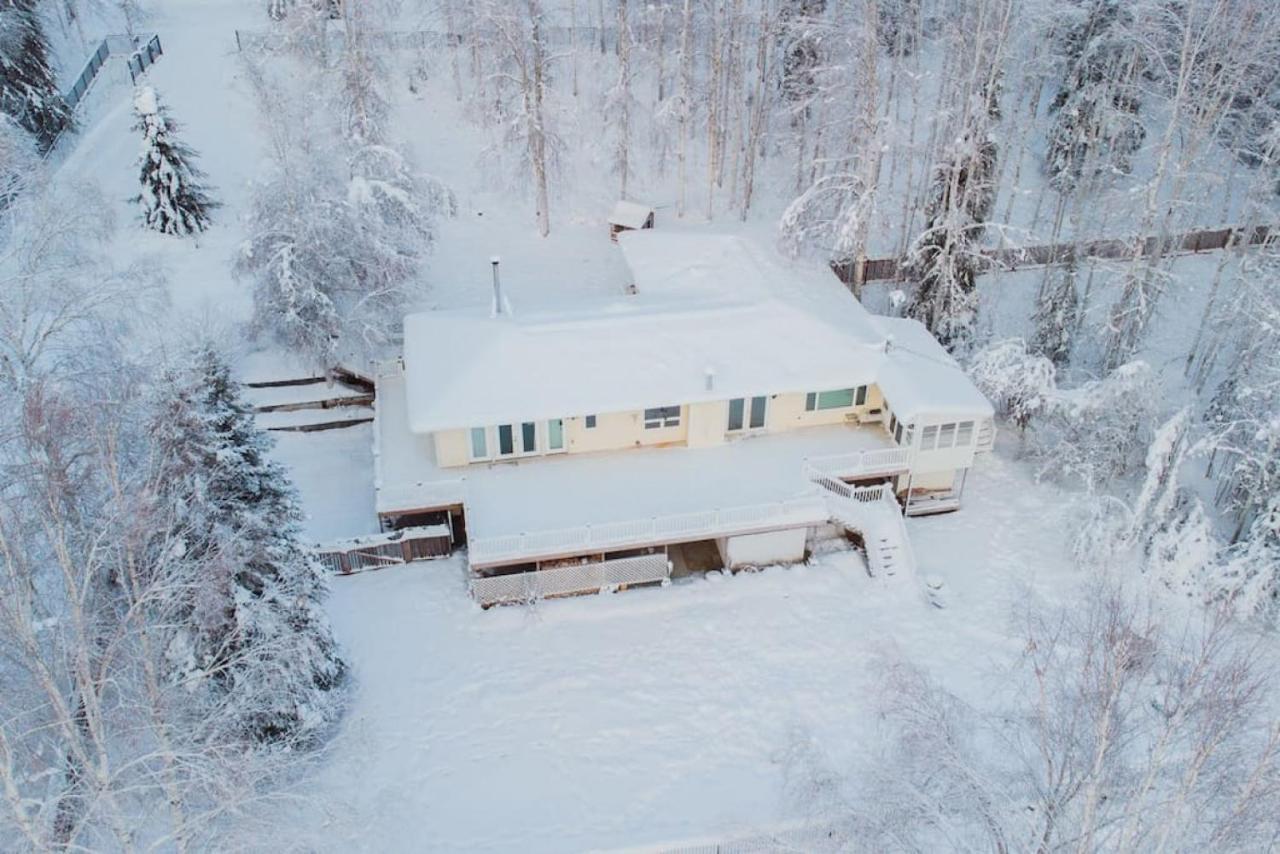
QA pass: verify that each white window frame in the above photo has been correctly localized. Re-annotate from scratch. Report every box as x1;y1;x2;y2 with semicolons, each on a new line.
643;405;681;429
469;426;490;461
546;418;566;453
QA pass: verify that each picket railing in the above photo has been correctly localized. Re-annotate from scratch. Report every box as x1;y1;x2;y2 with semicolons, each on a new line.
467;496;827;567
805;446;912;479
470;552;670;606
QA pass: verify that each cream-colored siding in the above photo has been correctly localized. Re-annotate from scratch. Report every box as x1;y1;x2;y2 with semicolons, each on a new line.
433;384;898;468
763;386;882;433
687;401;728;448
904;469;956;491
564;407;689;454
434;429;470;468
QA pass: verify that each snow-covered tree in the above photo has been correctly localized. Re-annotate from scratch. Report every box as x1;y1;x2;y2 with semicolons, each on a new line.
0;0;72;150
239;58;450;368
878;0;920;57
0;111;35;203
338;0;390;146
483;0;557;236
1030;260;1080;366
1131;406;1193;541
132;86;217;236
1212;496;1280;623
150;345;345;744
1043;0;1146;191
905;74;1001;353
1037;360;1159;489
967;337;1056;433
809;587;1280;851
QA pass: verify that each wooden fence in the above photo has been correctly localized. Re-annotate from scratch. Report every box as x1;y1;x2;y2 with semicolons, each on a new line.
470;552;671;606
839;222;1279;285
316;524;452;574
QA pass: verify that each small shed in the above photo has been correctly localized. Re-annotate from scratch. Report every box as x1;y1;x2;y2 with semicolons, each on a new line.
608;201;656;242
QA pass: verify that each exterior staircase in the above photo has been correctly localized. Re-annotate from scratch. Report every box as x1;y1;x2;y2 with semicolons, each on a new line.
805;466;916;580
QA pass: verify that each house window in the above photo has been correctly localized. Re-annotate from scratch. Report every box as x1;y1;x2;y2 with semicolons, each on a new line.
749;395;768;429
644;406;680;429
938;422;956;449
894;422;904;445
727;398;745;431
921;425;938;450
521;421;538;453
856;385;867;406
956;421;974;446
547;418;564;451
889;414;898;436
805;388;856;411
585;414;597;429
469;427;488;460
498;424;515;456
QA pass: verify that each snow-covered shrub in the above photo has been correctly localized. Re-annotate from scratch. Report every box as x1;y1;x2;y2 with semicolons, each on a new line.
1210;497;1280;625
967;338;1057;432
132;86;217;235
1071;494;1134;569
1035;360;1159;489
1146;492;1219;602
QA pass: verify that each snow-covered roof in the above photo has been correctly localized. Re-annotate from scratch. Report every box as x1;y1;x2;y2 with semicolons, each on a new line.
400;233;992;433
607;200;654;229
871;317;995;423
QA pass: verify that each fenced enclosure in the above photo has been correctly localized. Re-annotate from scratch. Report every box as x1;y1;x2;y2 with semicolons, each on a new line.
470;553;670;606
842;222;1280;285
316;524;452;574
37;33;165;167
125;35;164;84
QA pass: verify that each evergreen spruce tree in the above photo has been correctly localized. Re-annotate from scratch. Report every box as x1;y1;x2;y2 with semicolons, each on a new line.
0;0;72;151
1030;261;1080;367
132;86;217;236
1044;0;1145;191
905;78;1000;353
151;345;344;745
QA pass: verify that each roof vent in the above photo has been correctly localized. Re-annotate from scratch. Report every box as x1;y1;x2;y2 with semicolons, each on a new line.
705;367;716;391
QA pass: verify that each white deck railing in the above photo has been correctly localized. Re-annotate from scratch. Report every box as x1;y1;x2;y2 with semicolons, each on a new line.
471;553;670;605
805;446;912;478
467;496;827;566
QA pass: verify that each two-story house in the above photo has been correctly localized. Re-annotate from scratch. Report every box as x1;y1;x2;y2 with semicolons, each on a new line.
372;232;994;604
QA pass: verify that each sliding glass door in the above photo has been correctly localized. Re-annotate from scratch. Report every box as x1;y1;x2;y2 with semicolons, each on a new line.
727;396;768;432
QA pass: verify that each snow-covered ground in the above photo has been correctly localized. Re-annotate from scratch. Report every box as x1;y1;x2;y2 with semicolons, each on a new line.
267;447;1080;852
31;4;1277;849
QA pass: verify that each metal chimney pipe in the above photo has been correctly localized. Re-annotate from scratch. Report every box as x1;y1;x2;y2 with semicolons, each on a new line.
490;256;503;316
705;367;716;391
